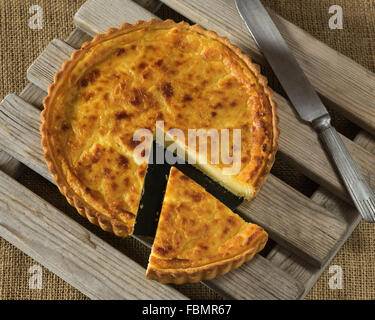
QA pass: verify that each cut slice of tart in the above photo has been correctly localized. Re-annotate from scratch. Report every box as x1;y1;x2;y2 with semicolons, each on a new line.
146;167;268;284
41;19;278;237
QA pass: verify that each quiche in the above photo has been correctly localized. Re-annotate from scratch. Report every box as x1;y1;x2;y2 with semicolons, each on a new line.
41;19;278;237
147;167;268;284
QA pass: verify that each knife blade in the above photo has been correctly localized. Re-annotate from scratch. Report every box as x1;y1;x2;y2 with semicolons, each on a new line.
236;0;375;222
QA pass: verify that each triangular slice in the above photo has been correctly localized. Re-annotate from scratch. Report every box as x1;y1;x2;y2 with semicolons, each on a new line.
146;167;268;284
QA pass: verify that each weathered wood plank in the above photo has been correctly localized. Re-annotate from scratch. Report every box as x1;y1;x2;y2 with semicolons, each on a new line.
0;170;187;300
26;37;375;206
0;94;306;299
237;177;348;265
0;95;52;182
1;85;45;180
27;40;75;92
161;0;375;136
206;254;304;300
268;192;358;299
74;0;156;36
275;97;375;201
0;94;347;268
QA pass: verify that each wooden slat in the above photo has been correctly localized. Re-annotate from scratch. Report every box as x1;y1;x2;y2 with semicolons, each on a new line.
237;178;347;265
74;0;155;36
74;0;161;36
0;93;305;300
206;254;304;300
275;96;375;201
0;95;52;183
268;190;358;298
27;40;75;92
0;170;187;300
161;0;375;136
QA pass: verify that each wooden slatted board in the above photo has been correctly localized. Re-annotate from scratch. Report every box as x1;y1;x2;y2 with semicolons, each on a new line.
1;0;375;299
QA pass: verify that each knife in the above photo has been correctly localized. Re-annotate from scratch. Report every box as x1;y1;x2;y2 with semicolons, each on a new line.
235;0;375;222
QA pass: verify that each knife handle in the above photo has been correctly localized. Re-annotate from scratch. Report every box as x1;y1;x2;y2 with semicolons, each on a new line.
313;115;375;222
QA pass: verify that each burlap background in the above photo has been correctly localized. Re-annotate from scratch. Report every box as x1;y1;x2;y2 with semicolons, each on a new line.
0;0;374;300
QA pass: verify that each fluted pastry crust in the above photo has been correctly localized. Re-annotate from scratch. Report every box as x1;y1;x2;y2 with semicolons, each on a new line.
41;19;279;237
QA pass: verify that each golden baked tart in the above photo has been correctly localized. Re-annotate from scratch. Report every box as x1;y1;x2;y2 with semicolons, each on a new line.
41;19;278;237
147;167;268;284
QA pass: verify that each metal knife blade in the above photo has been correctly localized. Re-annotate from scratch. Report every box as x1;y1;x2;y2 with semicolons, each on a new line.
236;0;375;222
235;0;328;123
